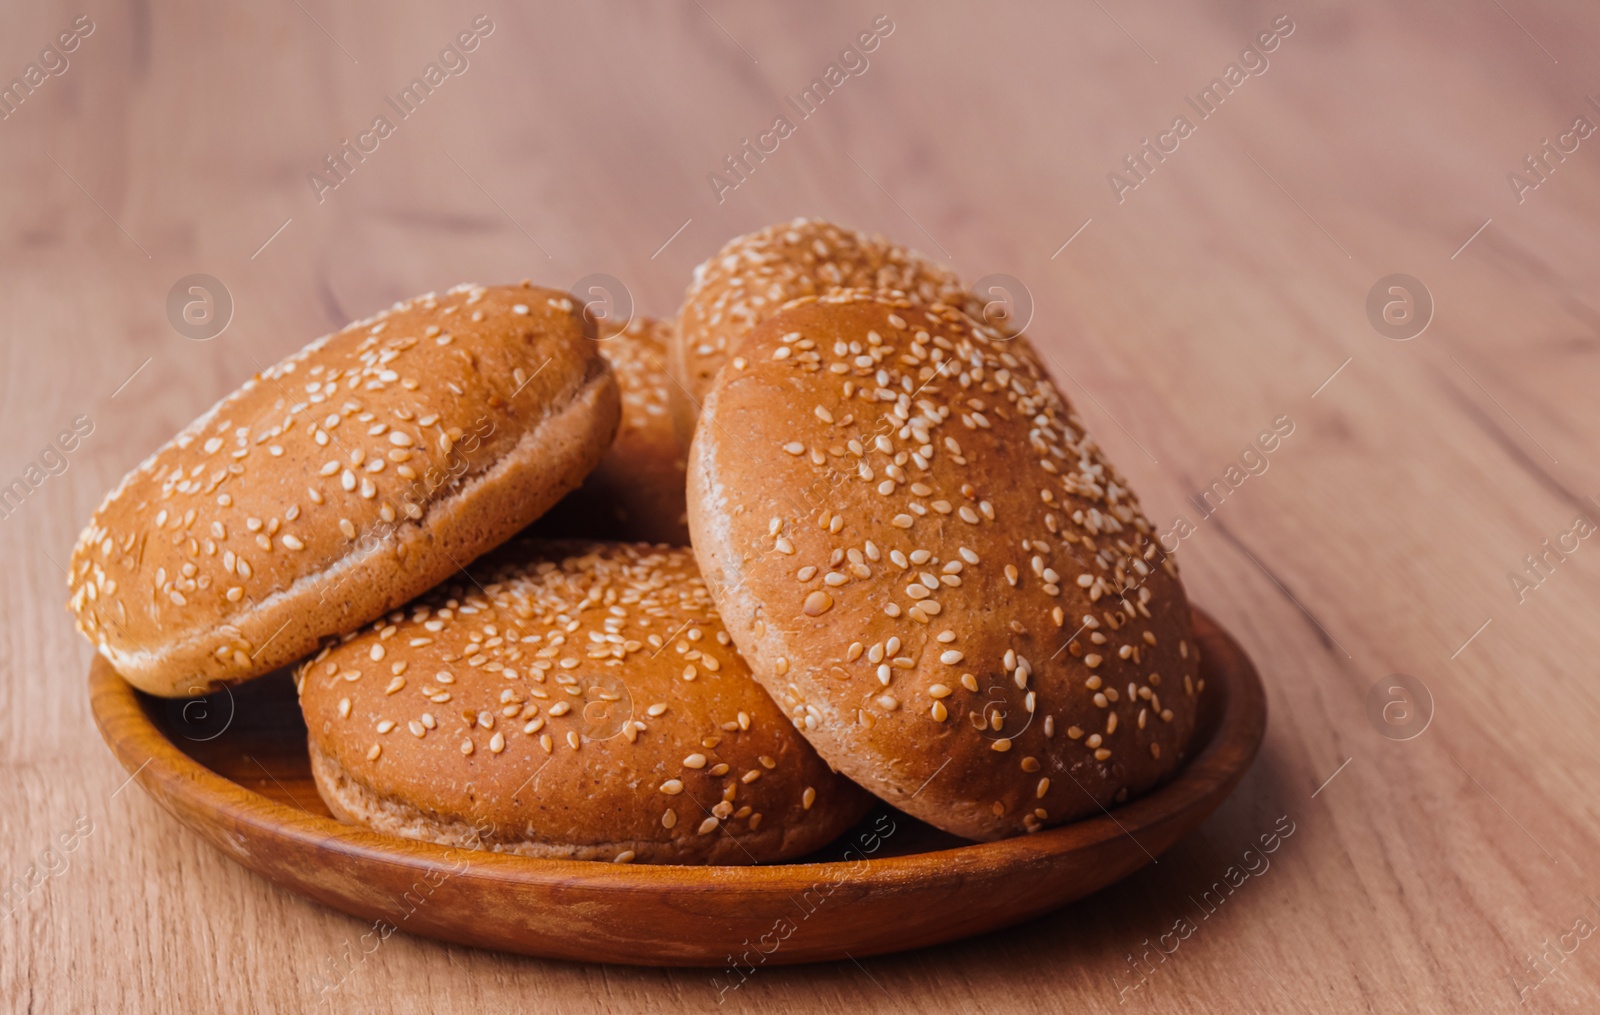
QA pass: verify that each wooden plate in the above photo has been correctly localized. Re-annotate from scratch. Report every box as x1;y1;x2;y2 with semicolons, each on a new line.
88;607;1265;967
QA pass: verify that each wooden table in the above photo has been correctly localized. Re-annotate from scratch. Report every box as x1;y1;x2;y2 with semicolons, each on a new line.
4;1;1598;1011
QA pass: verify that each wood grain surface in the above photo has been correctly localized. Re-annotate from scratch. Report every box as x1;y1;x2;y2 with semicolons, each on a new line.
3;1;1599;1012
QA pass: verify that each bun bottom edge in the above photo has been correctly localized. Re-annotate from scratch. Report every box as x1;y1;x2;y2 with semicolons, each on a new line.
101;365;621;698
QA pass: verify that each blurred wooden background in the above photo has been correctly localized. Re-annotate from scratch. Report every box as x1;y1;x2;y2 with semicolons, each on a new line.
4;1;1600;1012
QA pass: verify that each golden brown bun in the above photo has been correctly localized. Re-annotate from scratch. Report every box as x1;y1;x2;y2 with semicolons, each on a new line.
671;218;980;427
297;540;873;864
531;317;690;544
687;290;1201;840
69;284;621;698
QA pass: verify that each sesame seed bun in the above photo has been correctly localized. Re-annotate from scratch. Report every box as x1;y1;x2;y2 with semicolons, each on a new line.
297;540;873;864
671;218;980;426
686;290;1202;841
531;317;691;545
68;283;622;699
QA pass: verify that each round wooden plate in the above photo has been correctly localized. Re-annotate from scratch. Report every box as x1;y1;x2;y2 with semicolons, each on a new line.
88;606;1265;967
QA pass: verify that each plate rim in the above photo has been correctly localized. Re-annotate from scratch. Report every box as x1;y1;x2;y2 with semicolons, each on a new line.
88;605;1266;895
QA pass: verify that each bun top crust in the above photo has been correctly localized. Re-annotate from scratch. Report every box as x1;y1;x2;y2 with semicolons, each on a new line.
297;540;869;864
673;218;978;410
686;290;1202;840
69;283;611;694
534;317;690;544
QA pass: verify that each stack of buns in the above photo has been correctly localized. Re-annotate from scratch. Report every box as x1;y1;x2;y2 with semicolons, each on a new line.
69;219;1203;864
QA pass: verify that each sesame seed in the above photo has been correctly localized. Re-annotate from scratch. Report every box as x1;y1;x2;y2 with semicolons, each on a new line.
991;738;1012;752
802;787;816;809
660;779;684;795
803;590;833;615
683;753;707;769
